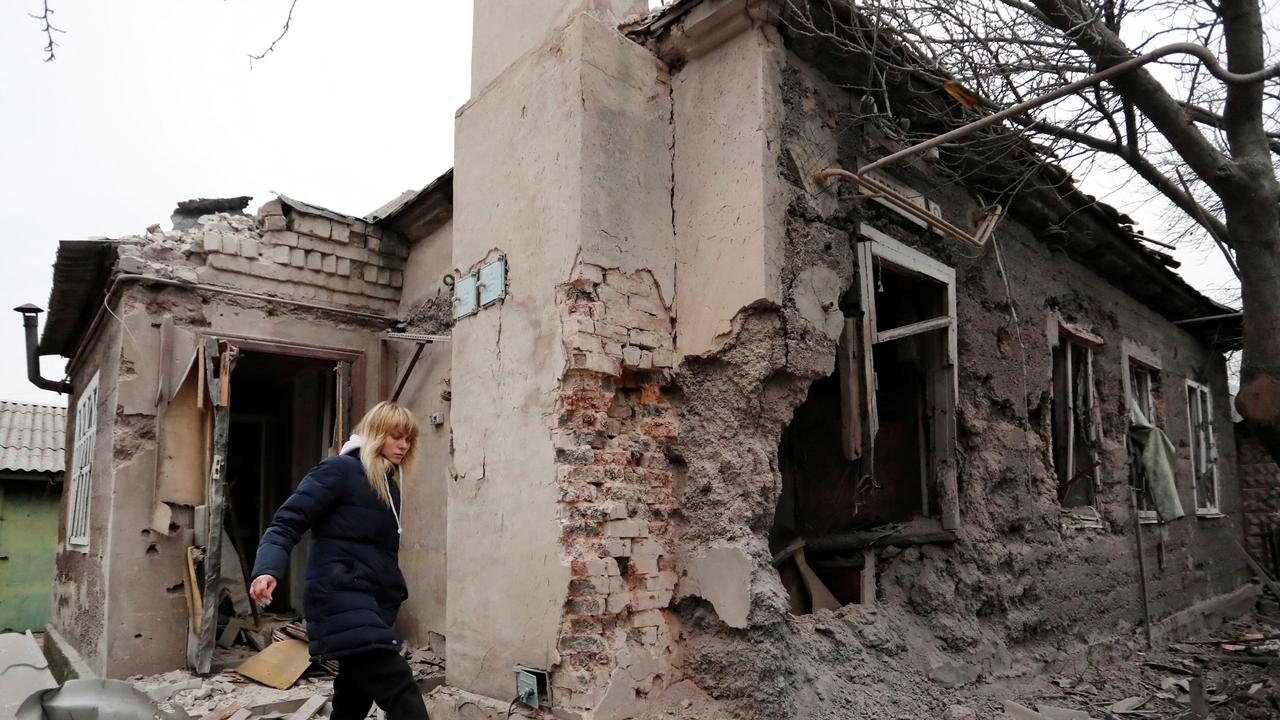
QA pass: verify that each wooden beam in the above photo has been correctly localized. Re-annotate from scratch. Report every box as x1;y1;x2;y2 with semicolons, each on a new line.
837;318;863;461
875;315;951;344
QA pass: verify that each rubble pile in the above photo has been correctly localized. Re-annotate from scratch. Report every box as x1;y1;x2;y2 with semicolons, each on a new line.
130;632;444;720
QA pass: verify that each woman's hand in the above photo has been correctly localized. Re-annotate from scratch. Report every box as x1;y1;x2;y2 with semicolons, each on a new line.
249;575;277;605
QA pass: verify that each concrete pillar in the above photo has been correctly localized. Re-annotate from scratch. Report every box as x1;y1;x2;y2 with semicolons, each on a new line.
470;0;647;95
449;7;673;707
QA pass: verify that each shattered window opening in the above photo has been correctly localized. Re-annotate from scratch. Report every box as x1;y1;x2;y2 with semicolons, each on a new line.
1127;362;1159;518
771;227;959;614
1186;380;1220;516
1051;335;1102;512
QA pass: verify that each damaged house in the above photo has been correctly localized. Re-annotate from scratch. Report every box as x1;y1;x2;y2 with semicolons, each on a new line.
23;0;1259;717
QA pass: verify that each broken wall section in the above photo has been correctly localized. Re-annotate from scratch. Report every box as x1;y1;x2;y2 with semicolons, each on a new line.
654;33;1249;720
553;265;679;719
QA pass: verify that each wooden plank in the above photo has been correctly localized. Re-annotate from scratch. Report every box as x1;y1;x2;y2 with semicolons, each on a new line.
196;341;205;410
156;368;207;509
793;547;840;612
336;360;352;443
857;243;880;444
874;315;951;344
1236;540;1280;601
218;343;233;407
183;545;202;634
837;318;863;461
199;704;247;720
285;695;327;720
217;617;242;649
859;548;876;605
227;710;252;720
933;331;960;530
235;638;311;690
197;339;235;674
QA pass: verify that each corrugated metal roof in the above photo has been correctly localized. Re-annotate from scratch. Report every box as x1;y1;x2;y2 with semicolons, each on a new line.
38;239;118;358
0;401;66;476
277;194;366;226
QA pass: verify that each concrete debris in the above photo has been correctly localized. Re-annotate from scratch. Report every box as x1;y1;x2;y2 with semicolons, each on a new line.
16;678;189;720
0;632;58;717
127;642;443;719
403;294;453;335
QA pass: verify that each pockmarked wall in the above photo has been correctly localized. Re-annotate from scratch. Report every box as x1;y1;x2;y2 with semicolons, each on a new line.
648;35;1249;718
49;201;409;678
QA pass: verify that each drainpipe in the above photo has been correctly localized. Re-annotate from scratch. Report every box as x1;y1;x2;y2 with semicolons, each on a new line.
14;304;72;394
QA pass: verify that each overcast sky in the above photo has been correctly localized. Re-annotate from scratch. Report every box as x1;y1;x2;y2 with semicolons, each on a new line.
0;0;1242;406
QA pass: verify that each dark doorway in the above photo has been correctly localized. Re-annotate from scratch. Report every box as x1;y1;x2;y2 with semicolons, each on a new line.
225;352;342;613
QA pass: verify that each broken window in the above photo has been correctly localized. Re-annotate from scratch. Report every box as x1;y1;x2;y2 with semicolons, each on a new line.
1051;324;1102;512
773;226;957;611
1186;380;1220;516
66;371;99;549
1127;361;1159;519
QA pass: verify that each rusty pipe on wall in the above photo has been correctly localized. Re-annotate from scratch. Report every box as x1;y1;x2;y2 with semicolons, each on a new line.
13;304;72;394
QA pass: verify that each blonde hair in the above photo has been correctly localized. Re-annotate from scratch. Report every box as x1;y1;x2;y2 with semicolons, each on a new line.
353;401;420;506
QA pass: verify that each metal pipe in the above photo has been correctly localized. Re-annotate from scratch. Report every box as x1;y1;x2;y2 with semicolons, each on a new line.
67;273;393;375
857;42;1280;180
814;168;998;247
13;304;72;394
1173;310;1243;325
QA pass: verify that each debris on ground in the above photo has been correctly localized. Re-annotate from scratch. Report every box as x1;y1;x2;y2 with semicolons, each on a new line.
980;614;1280;720
130;613;444;720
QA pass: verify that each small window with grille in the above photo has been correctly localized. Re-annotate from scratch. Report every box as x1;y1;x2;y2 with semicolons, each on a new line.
67;371;99;549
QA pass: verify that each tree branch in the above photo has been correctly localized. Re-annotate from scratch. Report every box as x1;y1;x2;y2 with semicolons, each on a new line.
29;0;65;62
249;0;300;68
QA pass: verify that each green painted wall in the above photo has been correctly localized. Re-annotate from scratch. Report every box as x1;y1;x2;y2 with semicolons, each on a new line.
0;479;62;632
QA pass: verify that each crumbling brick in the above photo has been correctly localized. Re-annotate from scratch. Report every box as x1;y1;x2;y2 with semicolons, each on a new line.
551;265;678;717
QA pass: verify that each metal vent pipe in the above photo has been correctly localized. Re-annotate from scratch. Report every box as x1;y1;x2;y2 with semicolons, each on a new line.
14;304;72;394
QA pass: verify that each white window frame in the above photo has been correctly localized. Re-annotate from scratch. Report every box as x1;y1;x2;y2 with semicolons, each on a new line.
1185;379;1221;517
854;224;959;529
67;371;99;549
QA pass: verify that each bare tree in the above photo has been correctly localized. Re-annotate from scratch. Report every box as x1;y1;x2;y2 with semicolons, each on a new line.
782;0;1280;460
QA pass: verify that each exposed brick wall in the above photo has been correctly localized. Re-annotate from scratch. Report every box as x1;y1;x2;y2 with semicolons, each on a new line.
551;265;680;718
113;200;407;315
1237;424;1280;562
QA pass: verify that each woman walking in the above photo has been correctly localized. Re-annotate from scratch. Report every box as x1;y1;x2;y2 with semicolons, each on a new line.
249;401;428;720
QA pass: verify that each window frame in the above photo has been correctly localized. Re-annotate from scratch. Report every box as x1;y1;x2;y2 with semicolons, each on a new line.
1120;340;1162;523
1051;320;1104;517
67;371;100;550
854;224;959;530
1185;379;1221;517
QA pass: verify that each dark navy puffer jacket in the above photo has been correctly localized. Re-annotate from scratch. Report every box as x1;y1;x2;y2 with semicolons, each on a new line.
251;445;407;661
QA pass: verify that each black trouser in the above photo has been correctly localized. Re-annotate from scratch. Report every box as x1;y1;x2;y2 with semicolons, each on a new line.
331;648;429;720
